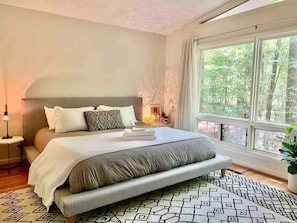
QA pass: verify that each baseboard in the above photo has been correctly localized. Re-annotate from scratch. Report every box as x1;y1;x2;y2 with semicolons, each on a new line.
213;140;288;180
0;156;24;165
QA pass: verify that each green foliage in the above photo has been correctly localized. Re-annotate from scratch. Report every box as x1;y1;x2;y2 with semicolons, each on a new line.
200;43;253;118
199;35;297;123
279;123;297;174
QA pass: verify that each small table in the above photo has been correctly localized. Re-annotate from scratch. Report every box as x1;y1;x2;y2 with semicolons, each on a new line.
0;136;24;173
151;122;174;128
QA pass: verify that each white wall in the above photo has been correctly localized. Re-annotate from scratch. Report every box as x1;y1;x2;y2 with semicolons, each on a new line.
165;0;297;179
0;4;165;162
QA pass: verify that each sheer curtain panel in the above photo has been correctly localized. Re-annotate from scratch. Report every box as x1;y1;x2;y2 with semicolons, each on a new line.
174;39;198;132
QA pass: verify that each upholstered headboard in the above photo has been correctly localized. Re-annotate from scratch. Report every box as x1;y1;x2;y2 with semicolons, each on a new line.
22;97;143;146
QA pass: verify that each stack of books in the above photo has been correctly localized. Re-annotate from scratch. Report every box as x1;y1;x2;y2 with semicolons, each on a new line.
123;127;156;141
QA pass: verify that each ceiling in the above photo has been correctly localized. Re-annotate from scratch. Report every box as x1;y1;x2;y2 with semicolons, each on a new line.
0;0;281;35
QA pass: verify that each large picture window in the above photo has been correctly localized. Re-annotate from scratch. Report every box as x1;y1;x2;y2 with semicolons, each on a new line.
257;35;297;124
197;33;297;156
200;43;253;119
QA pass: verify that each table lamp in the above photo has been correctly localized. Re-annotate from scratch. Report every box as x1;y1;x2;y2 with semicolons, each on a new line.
2;104;12;139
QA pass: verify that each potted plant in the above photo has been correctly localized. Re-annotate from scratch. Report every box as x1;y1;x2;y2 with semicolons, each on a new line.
279;123;297;193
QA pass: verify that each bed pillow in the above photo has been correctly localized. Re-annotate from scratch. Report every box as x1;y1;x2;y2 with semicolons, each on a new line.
96;105;137;127
84;110;125;131
44;106;55;130
54;106;94;133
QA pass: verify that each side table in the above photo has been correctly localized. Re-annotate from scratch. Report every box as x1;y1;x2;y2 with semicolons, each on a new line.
151;122;174;128
0;136;24;174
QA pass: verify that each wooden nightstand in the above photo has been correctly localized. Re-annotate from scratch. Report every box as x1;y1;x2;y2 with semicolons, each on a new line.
0;136;24;173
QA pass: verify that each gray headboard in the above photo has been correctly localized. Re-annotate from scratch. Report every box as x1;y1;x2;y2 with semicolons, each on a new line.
22;97;143;146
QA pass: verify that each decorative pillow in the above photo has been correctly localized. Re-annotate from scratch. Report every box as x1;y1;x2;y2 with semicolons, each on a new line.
96;105;137;127
44;106;55;130
84;110;125;131
54;106;94;133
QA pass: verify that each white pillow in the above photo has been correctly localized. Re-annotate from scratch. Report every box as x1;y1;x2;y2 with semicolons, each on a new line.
54;106;94;133
44;106;55;130
96;105;137;127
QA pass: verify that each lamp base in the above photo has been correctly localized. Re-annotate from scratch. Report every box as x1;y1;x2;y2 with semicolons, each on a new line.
2;136;12;139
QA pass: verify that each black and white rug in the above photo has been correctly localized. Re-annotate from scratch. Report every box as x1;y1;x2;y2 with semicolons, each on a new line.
1;170;297;222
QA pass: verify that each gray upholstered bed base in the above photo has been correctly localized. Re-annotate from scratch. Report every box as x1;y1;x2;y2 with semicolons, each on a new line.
55;154;231;223
21;97;232;223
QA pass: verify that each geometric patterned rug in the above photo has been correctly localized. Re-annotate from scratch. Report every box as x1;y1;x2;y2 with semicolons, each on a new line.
1;170;297;223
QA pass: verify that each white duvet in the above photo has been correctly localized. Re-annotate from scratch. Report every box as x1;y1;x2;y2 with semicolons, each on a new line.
28;127;207;211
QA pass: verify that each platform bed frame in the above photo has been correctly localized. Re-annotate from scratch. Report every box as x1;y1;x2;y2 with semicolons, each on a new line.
22;97;232;223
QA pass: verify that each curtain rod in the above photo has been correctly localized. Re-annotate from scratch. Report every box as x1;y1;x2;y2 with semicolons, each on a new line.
194;16;297;42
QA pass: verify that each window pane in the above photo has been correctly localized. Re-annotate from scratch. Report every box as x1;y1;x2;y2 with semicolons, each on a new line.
198;121;218;138
199;43;253;119
223;124;247;146
254;129;283;155
257;35;297;124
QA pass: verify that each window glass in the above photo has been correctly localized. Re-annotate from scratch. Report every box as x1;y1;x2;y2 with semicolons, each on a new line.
257;35;297;124
198;121;218;138
223;124;247;146
254;129;284;155
199;43;254;119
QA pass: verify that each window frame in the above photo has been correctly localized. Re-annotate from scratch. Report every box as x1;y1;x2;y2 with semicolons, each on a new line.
196;30;297;157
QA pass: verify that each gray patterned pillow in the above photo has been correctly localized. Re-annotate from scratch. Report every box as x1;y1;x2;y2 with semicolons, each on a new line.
84;110;125;131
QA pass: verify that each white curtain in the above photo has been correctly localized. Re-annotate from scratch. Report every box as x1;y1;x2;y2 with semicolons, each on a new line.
174;39;198;132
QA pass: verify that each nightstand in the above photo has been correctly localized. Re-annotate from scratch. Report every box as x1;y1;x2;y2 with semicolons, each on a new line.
151;122;174;128
0;136;24;173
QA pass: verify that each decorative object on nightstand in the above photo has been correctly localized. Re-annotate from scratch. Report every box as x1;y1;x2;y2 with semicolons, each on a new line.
143;114;155;124
161;112;170;124
2;104;12;139
0;136;24;173
150;104;161;123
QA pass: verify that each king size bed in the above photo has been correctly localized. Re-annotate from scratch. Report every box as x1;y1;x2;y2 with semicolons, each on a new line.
22;97;232;223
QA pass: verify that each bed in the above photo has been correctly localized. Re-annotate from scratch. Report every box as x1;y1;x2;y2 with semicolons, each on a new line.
22;97;232;223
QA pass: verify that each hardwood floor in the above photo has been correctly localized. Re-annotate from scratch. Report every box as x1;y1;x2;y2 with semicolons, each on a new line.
229;163;289;193
0;162;290;194
0;161;30;193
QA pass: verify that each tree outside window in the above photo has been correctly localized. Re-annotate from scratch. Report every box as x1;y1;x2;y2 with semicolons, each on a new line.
198;34;297;155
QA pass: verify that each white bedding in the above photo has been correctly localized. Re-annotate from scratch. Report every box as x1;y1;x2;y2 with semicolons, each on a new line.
28;127;209;210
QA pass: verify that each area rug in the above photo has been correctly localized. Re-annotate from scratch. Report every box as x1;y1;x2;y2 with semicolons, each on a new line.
1;170;297;223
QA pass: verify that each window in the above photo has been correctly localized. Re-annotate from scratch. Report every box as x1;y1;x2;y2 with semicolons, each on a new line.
222;124;247;146
257;35;297;124
198;120;247;146
198;121;218;138
254;129;284;154
197;33;297;156
200;43;253;119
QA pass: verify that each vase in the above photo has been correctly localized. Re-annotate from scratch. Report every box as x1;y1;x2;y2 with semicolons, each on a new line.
288;173;297;194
